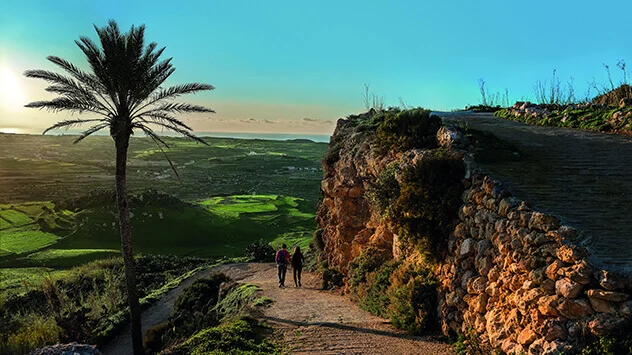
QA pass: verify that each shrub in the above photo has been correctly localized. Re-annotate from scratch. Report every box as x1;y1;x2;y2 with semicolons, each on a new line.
392;152;465;261
321;268;344;290
1;315;62;354
356;260;401;317
168;317;279;355
374;108;441;153
245;240;275;262
347;246;391;290
387;267;438;334
213;284;260;319
365;163;400;218
168;273;231;339
144;322;170;354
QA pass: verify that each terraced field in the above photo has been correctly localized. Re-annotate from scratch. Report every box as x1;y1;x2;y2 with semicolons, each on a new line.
0;133;327;297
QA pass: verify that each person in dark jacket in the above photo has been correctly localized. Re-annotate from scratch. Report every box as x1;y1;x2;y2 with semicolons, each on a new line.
275;244;291;288
291;246;305;287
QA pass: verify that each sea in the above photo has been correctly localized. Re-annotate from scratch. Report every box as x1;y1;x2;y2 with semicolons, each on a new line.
0;128;332;143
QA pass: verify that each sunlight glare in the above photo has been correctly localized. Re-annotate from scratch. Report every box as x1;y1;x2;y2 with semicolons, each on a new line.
0;66;28;112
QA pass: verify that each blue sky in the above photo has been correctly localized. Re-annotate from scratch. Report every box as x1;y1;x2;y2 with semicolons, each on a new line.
1;0;631;134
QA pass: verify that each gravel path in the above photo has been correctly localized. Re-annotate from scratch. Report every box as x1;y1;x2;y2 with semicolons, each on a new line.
437;111;632;269
101;263;454;355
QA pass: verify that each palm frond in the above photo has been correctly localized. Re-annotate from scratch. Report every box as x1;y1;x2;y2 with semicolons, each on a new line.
74;123;110;143
42;119;109;135
134;123;182;182
140;120;208;146
136;103;215;118
131;83;214;115
25;97;110;116
135;111;193;131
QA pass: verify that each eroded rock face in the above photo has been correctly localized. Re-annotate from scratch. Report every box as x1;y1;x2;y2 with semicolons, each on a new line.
319;115;632;354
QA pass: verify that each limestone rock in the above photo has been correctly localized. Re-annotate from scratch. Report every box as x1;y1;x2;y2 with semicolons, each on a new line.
546;259;564;281
518;326;538;345
596;270;626;291
529;212;560;232
538;295;561;316
588;296;616;314
557;298;593;319
555;278;583;299
586;289;629;302
587;313;627;337
556;245;587;264
460;238;476;258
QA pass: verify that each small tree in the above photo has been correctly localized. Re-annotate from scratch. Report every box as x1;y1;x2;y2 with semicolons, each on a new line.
24;20;214;355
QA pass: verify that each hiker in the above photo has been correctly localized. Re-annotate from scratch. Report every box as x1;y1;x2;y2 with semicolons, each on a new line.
291;246;305;287
275;244;291;287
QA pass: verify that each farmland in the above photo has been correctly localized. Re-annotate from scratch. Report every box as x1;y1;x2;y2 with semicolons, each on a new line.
0;132;328;297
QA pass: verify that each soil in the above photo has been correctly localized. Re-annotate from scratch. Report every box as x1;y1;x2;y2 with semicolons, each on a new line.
101;263;454;355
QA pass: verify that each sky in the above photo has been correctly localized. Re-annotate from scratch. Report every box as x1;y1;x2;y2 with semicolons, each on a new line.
1;0;632;136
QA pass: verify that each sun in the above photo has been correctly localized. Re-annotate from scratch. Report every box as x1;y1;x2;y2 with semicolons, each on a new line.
0;66;28;112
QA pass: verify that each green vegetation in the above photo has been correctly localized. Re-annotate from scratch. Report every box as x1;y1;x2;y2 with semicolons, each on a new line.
0;134;326;205
0;255;210;354
321;268;344;290
373;108;441;153
392;151;466;261
365;163;400;218
495;104;632;133
346;248;438;335
166;318;279;355
579;332;632;355
146;274;279;355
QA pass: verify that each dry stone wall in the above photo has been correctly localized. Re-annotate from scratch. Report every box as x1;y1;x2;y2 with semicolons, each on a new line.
441;174;632;354
318;115;632;354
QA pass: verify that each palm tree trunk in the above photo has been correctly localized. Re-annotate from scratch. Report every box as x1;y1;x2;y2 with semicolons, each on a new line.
115;136;145;355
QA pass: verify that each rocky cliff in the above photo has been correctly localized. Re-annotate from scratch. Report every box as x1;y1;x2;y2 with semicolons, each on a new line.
317;109;632;354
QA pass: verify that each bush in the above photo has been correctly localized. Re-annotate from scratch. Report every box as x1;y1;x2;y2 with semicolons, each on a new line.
365;163;400;218
347;246;390;289
393;152;465;261
321;268;344;290
245;240;275;262
387;266;438;334
168;273;231;339
168;317;279;355
374;108;441;154
144;322;170;354
357;260;401;317
1;315;62;354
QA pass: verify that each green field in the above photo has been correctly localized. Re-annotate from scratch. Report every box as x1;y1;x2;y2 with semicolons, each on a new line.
0;133;327;298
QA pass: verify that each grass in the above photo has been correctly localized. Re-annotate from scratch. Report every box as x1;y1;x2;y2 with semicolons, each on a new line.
23;249;121;268
0;255;212;354
0;210;32;227
0;227;59;255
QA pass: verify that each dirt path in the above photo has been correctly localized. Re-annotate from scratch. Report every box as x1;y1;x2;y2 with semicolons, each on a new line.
101;263;454;355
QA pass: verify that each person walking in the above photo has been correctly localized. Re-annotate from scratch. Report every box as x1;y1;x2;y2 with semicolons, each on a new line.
275;244;291;288
291;246;305;287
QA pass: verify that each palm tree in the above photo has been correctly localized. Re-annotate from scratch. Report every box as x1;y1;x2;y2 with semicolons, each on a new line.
24;20;214;355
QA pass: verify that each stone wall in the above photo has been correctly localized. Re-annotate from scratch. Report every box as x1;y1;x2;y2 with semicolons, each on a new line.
440;174;632;354
318;114;632;354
